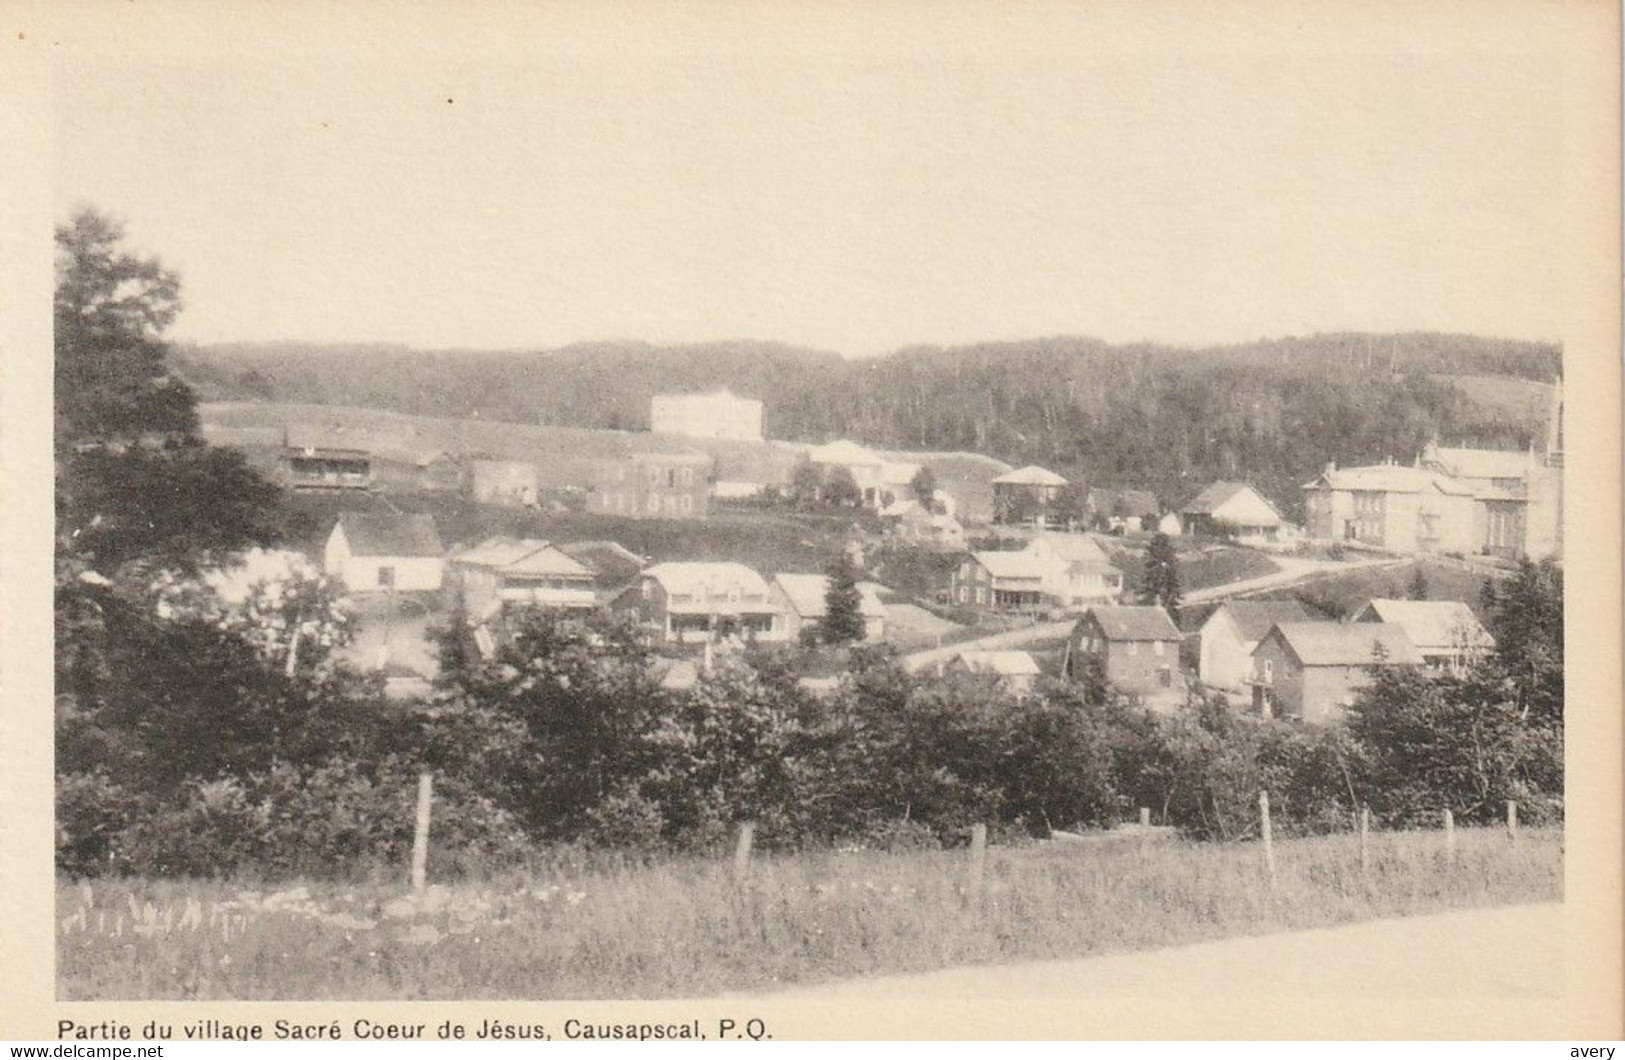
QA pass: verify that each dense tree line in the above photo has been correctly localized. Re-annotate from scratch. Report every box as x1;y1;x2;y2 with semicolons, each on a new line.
56;210;1563;879
177;333;1558;517
63;566;1562;877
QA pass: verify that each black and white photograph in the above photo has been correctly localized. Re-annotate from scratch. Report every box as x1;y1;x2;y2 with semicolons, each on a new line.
4;0;1620;1041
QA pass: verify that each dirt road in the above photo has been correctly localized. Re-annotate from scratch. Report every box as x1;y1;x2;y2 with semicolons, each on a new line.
752;902;1562;1000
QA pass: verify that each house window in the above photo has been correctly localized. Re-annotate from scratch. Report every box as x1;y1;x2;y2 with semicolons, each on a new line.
668;469;677;488
680;494;693;514
641;580;652;600
1153;640;1165;657
378;566;396;588
1263;659;1274;683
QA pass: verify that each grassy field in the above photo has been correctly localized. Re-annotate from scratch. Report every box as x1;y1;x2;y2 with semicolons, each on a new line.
1108;540;1281;595
58;826;1560;1000
1253;559;1494;619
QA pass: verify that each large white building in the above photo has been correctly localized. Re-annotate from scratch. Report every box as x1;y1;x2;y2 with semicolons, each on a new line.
650;389;764;442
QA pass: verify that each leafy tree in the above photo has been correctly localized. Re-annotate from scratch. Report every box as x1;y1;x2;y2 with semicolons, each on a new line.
1140;531;1182;609
54;208;287;575
788;461;824;508
1051;483;1087;530
821;552;866;645
997;487;1042;526
909;465;938;508
823;465;862;507
1407;565;1430;600
55;210;195;445
429;610;668;839
1345;666;1561;825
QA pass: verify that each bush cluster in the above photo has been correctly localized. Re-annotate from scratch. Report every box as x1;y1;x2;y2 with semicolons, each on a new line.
58;558;1561;877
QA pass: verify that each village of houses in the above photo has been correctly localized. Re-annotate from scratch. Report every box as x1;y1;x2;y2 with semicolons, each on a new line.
204;381;1564;724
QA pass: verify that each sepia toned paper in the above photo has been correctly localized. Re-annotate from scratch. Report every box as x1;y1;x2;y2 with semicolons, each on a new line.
1;0;1619;1040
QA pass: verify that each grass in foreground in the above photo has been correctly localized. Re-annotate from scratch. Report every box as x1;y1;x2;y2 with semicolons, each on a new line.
58;825;1559;1000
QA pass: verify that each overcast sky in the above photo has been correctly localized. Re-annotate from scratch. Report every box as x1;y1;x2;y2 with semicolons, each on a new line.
51;5;1575;357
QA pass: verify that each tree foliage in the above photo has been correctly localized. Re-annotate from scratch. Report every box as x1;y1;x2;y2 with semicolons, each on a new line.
820;552;866;645
1140;532;1182;609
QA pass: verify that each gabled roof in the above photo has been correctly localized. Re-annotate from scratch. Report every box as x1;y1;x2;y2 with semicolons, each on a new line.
879;460;922;486
642;562;771;598
973;550;1048;581
953;650;1042;677
1027;532;1112;568
453;536;546;568
1182;481;1280;519
503;546;594;579
1264;621;1423;667
993;465;1068;487
451;536;593;579
1304;464;1475;497
1080;605;1181;641
1207;600;1314;641
808;439;883;466
1423;446;1535;481
1351;599;1494;653
334;513;443;558
771;573;887;620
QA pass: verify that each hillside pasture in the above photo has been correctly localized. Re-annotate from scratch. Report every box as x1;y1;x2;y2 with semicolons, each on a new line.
1106;539;1280;596
58;825;1559;1000
1252;559;1494;620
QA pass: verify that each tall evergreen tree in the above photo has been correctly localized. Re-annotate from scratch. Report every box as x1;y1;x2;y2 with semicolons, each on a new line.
1140;531;1182;610
821;552;866;644
1407;565;1430;600
54;208;285;574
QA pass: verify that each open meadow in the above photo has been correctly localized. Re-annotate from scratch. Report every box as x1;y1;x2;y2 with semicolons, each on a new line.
58;825;1560;1000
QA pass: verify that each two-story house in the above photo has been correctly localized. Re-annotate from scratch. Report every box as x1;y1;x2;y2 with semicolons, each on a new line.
992;465;1069;525
949;533;1122;613
1195;599;1315;694
1066;605;1183;698
613;562;780;643
1248;621;1422;724
447;537;599;620
589;450;712;520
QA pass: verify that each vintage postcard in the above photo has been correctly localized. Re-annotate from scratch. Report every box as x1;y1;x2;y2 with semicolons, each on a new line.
1;0;1620;1042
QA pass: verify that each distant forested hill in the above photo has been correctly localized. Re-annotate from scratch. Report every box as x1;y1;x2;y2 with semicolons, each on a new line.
174;332;1560;517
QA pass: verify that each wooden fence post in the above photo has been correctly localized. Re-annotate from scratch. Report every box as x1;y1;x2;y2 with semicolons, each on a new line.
968;823;988;896
1506;800;1519;844
1358;806;1370;876
732;821;756;881
1138;807;1151;860
410;771;432;892
1258;791;1276;888
1443;808;1455;863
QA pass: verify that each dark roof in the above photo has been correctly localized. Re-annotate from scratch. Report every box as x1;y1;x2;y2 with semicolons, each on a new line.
335;512;443;557
558;540;647;592
1079;605;1181;641
1182;481;1278;516
1210;600;1314;640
